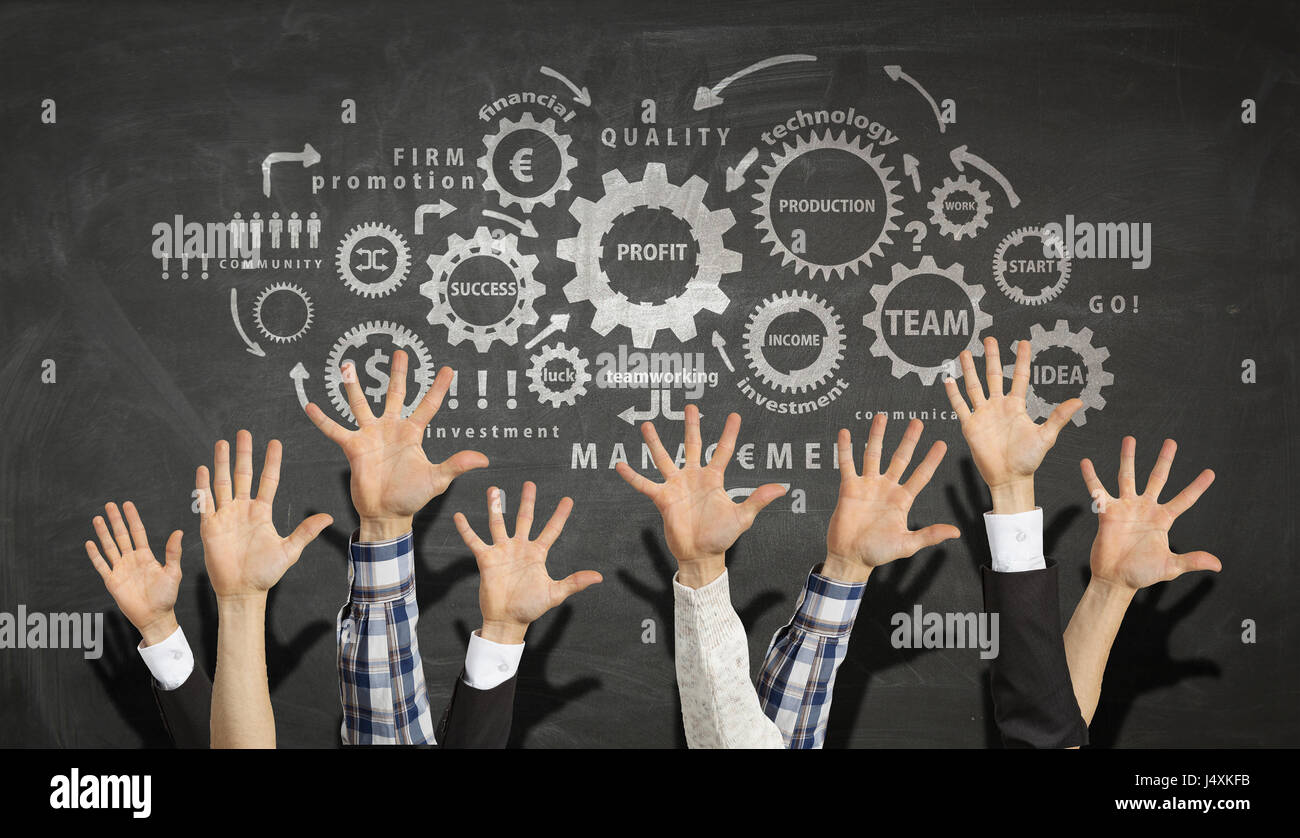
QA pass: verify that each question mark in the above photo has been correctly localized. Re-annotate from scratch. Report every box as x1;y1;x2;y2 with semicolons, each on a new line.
905;220;928;252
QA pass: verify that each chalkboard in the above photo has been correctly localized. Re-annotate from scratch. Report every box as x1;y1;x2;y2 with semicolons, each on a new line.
0;0;1295;748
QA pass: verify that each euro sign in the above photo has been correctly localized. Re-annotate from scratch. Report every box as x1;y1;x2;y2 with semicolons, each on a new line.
508;147;534;183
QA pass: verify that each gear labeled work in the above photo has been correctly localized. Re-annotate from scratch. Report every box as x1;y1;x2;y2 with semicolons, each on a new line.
926;175;993;241
526;341;591;407
742;290;845;393
992;226;1072;305
323;320;436;425
752;130;903;279
558;162;740;348
253;282;314;343
863;255;993;385
1004;320;1114;427
335;222;412;298
420;227;544;353
478;112;578;212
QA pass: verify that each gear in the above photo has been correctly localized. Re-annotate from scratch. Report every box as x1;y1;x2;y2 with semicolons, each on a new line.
926;175;993;241
478;112;578;212
992;226;1072;305
863;255;993;385
335;222;412;298
526;341;591;407
253;282;313;343
742;290;845;393
1003;320;1113;427
420;227;544;353
752;130;903;279
324;320;436;425
558;162;739;348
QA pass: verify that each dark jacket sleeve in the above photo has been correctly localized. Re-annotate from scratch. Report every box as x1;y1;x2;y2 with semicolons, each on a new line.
435;669;516;749
151;665;212;749
982;559;1088;748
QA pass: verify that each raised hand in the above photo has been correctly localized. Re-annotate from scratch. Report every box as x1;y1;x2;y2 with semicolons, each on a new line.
85;501;183;645
615;405;786;588
943;336;1083;512
453;482;602;644
305;349;488;541
1080;436;1220;591
823;415;960;583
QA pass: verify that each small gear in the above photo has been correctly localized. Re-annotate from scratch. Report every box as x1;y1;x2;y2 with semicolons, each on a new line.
335;222;412;298
559;162;740;348
253;282;314;343
742;290;845;393
752;129;903;279
1003;320;1113;427
863;255;993;385
478;112;578;212
420;227;544;353
324;320;436;425
992;226;1072;305
926;175;993;241
526;341;591;407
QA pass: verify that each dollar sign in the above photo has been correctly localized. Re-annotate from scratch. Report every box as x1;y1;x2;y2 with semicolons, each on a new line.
363;347;390;403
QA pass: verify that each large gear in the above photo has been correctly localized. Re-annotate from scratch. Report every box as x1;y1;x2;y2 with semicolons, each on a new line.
992;226;1072;305
1004;320;1114;427
926;175;993;241
253;281;313;343
478;112;578;212
420;227;544;353
335;222;412;298
752;129;903;279
558;162;739;348
863;255;993;385
526;341;591;407
742;290;845;393
323;320;436;425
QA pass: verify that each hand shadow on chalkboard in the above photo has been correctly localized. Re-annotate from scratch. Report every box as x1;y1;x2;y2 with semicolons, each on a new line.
1079;569;1219;748
618;528;785;749
944;456;1084;747
89;612;172;747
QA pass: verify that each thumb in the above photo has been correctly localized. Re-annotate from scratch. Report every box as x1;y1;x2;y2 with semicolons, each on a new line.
738;483;787;526
439;450;490;480
550;570;603;608
1171;550;1222;578
285;513;334;559
903;523;961;557
164;530;184;578
1041;398;1084;442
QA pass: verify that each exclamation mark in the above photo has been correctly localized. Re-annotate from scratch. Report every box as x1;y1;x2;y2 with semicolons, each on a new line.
447;371;458;409
1132;295;1139;314
199;252;210;280
180;253;190;279
161;252;170;279
506;371;517;409
477;370;488;409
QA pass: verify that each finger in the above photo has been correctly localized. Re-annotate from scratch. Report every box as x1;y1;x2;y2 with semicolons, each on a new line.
640;421;677;477
1171;549;1222;577
903;440;948;497
983;336;1004;397
410;365;454;429
1118;436;1138;498
959;350;986;407
683;403;702;466
837;429;857;482
536;496;574;549
738;483;787;527
515;481;537;539
122;501;150;552
213;438;233;507
486;487;509;543
164;530;184;577
384;349;409;417
92;515;120;564
104;502;134;557
1041;398;1083;443
85;540;112;580
284;513;334;559
942;377;971;421
1079;456;1105;494
614;462;660;499
549;570;603;608
708;413;742;474
304;402;351;446
340;361;375;426
863;413;887;475
257;439;282;504
453;512;488;555
885;419;924;481
902;524;961;556
436;450;490;484
233;429;254;499
1165;468;1215;519
1009;338;1033;401
195;466;214;521
1144;438;1178;499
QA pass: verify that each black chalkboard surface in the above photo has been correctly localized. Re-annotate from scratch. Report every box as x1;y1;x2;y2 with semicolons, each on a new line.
0;0;1295;748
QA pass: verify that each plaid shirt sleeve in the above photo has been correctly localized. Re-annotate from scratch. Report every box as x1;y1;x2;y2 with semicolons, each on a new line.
757;566;866;749
336;530;435;745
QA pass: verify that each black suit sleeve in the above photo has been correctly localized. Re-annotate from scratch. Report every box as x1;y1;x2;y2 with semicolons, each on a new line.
150;665;212;749
982;559;1088;748
435;670;516;749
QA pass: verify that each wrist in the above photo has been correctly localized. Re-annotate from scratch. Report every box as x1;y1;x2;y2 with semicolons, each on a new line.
821;553;872;585
988;478;1035;514
137;611;180;647
479;619;528;645
1087;573;1139;605
215;592;268;614
675;554;726;589
359;516;413;542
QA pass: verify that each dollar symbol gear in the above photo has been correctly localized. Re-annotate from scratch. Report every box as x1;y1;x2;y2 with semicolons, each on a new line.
363;347;390;403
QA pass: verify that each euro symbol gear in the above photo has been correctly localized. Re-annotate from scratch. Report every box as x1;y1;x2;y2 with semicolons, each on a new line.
478;112;578;212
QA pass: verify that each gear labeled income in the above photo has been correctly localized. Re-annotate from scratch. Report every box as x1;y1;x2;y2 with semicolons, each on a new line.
992;226;1072;305
558;162;740;348
323;320;436;425
742;290;845;394
863;255;993;385
420;227;544;353
752;129;903;279
478;112;578;213
335;222;412;298
526;342;591;408
253;282;314;343
1003;320;1114;427
927;175;993;241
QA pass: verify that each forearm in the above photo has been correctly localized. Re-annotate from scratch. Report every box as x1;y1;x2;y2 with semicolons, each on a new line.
1063;577;1134;725
211;595;274;749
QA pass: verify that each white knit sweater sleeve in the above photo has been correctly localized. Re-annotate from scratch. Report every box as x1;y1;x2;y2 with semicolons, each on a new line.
673;569;785;749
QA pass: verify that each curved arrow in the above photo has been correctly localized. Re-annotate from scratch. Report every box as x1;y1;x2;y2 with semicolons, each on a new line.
950;145;1020;208
902;154;922;193
883;65;946;134
261;143;320;197
414;200;457;234
539;66;591;107
483;209;538;238
617;390;660;426
695;54;817;110
525;312;572;350
230;288;265;357
711;331;735;373
725;147;759;193
289;362;310;408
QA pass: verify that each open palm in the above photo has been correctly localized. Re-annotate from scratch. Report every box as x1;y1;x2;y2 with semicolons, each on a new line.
86;501;182;640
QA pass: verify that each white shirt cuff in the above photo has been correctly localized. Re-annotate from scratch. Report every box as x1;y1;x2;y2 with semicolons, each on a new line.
983;508;1046;573
137;625;195;691
462;630;524;690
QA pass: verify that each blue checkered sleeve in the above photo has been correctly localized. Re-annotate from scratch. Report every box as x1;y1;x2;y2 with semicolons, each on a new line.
757;566;865;749
337;530;435;745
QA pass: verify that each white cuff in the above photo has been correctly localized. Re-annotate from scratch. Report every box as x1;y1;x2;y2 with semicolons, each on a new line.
137;626;194;691
984;508;1046;573
462;630;524;690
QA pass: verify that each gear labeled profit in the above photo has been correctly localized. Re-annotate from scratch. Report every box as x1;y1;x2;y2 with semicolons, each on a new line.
478;112;578;212
420;227;544;353
863;255;993;385
558;162;740;348
992;226;1072;305
927;175;993;241
335;222;412;298
752;129;903;279
1003;320;1113;427
323;320;436;425
743;290;845;394
526;341;591;407
253;282;314;343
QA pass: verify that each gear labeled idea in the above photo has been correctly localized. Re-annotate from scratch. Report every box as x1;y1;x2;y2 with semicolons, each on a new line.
1004;320;1114;426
